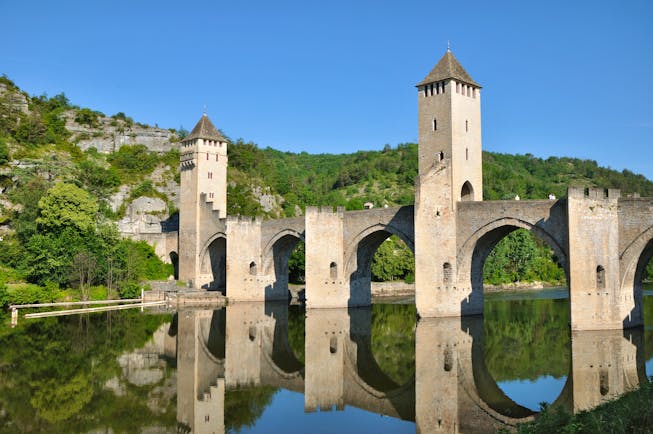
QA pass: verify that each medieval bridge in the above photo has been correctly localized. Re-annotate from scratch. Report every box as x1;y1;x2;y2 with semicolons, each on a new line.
170;49;653;331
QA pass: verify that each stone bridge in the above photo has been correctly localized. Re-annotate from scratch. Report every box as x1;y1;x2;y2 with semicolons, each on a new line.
172;303;647;434
171;49;653;331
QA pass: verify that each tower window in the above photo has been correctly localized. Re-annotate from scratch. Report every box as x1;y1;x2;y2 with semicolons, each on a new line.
249;261;257;275
456;82;460;93
423;87;427;98
206;153;209;160
443;262;452;284
466;148;469;160
433;118;437;131
216;155;218;161
330;262;338;279
596;265;605;289
208;172;213;179
472;88;476;98
438;151;444;161
466;120;469;132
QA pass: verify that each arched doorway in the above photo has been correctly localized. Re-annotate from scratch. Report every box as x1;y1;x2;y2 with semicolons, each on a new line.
461;181;474;201
200;236;226;293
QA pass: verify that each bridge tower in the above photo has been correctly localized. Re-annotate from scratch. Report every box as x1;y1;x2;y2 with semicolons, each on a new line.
415;49;482;316
178;114;229;285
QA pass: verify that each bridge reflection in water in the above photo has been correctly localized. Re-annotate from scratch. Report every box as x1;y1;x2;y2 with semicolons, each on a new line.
171;303;648;434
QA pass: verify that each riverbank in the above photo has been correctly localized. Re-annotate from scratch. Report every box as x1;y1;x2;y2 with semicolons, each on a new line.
506;379;653;433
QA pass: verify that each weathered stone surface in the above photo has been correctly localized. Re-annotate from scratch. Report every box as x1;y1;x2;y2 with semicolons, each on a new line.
64;112;177;154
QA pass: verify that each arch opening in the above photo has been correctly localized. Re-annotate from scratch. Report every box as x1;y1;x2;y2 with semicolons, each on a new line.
468;225;570;414
200;236;226;293
169;251;179;280
348;230;414;306
625;238;653;331
264;233;305;301
461;181;474;202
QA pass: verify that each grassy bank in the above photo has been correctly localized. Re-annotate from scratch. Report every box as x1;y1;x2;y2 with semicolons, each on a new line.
507;379;653;433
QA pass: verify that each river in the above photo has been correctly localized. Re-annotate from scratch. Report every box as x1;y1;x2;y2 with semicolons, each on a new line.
0;289;651;433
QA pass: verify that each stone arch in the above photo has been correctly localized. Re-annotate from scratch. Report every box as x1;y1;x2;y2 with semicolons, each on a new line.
260;230;305;301
199;232;227;292
461;181;474;202
344;223;415;306
260;229;305;277
458;218;569;312
618;225;653;327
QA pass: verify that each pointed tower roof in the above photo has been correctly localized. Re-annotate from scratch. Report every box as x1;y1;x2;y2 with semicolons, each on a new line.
186;114;226;141
417;50;480;88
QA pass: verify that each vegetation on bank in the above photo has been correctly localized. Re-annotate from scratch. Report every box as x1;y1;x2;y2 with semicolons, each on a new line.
507;380;653;434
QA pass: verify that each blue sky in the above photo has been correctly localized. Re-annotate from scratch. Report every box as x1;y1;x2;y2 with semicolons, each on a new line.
2;1;652;179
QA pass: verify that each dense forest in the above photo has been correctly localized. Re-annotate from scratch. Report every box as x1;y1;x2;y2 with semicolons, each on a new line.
2;74;653;306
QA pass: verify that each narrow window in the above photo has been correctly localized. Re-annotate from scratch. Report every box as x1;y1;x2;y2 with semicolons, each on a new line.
206;153;209;160
248;326;256;342
216;154;218;161
444;348;453;372
465;120;469;132
423;87;427;98
596;265;605;289
438;151;444;161
329;336;338;354
208;172;213;179
443;262;452;284
599;369;609;396
330;262;338;279
472;88;476;98
249;261;257;275
433;118;437;131
456;82;460;93
466;147;469;160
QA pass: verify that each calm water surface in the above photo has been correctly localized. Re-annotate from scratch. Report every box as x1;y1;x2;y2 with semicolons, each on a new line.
0;290;651;433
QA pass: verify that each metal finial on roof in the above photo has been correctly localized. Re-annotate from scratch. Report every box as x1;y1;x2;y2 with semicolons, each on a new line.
203;104;207;116
447;40;451;52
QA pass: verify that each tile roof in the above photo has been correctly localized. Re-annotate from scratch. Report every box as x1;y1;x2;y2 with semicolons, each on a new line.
417;50;480;88
186;114;226;141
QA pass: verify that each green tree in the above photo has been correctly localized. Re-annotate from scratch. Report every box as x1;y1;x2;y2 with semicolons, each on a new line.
36;182;98;233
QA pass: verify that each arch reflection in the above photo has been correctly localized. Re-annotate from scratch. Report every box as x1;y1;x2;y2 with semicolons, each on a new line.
171;301;647;433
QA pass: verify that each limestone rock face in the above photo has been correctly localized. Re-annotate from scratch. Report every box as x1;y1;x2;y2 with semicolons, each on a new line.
64;112;177;154
0;83;29;114
118;196;168;234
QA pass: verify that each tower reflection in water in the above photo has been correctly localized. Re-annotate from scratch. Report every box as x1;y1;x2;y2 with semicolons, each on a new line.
173;303;647;434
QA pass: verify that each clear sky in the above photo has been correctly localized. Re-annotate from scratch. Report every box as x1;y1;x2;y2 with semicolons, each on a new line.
2;1;652;179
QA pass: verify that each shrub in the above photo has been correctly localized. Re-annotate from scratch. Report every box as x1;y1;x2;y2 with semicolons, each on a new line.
118;281;141;299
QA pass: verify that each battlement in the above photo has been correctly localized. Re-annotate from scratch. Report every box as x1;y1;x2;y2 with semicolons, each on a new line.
306;206;344;218
567;187;620;199
226;215;263;224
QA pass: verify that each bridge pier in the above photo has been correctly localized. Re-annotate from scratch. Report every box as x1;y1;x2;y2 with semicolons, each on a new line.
567;188;626;330
305;207;349;308
226;217;281;301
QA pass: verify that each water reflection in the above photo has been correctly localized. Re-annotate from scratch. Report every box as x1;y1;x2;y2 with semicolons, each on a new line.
0;294;649;432
172;301;648;433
